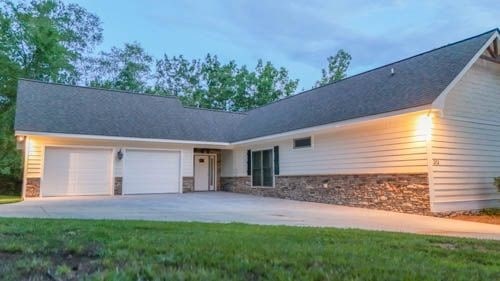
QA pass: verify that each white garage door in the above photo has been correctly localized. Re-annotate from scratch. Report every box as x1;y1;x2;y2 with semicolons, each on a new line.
123;150;181;194
42;147;112;196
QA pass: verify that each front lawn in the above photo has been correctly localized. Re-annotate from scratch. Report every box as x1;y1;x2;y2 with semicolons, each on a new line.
0;218;498;280
0;195;22;204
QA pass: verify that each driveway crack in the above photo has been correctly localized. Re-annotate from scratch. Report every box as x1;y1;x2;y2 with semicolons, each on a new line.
40;206;51;217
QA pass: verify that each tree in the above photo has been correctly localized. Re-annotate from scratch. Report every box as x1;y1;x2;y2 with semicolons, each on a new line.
154;54;299;111
83;42;153;93
0;0;102;183
315;49;351;87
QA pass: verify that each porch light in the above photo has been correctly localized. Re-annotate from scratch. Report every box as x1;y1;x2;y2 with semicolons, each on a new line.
117;149;123;160
16;135;25;142
417;114;433;142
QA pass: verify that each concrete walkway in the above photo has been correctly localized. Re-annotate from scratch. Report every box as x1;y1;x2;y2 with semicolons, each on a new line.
0;192;498;240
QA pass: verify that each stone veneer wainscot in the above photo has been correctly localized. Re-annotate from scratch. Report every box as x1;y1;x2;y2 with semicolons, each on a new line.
182;177;194;192
25;177;40;197
114;177;123;195
221;173;430;215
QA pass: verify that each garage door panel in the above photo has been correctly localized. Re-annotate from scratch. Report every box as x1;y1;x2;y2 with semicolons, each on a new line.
123;150;180;194
42;147;112;196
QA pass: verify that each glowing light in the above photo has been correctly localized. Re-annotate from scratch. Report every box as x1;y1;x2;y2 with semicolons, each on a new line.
417;114;433;141
16;135;25;142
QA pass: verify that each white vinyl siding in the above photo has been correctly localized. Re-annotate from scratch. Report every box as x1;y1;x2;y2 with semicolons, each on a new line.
430;59;500;212
225;111;429;177
25;136;194;178
26;140;43;178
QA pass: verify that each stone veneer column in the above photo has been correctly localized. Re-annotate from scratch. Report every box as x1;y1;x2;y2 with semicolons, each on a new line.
25;178;41;197
221;174;430;215
114;177;123;195
183;177;194;192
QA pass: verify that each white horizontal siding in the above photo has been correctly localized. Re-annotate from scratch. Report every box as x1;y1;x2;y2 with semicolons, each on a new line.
430;59;500;212
26;136;195;178
26;139;43;178
226;112;429;177
444;60;500;123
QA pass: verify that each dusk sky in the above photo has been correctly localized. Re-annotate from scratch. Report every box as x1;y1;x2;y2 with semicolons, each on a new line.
67;0;498;90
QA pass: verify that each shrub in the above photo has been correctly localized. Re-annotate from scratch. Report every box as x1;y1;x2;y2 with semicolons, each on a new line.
0;175;22;195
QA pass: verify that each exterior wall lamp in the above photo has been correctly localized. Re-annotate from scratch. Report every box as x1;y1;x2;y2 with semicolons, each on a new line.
117;149;124;160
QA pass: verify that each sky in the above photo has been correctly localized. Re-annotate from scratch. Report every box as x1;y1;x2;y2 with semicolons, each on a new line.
65;0;498;90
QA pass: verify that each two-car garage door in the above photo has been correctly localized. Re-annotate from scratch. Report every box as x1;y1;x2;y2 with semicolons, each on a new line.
41;147;181;196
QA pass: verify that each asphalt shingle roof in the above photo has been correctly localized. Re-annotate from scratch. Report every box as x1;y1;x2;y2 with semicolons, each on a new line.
14;29;498;143
14;82;245;142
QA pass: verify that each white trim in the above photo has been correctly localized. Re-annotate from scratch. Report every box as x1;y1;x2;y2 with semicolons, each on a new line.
110;148;116;196
193;153;218;191
15;106;434;148
425;120;436;211
21;137;29;199
232;105;434;145
40;145;114;197
440;114;500;127
432;31;500;111
14;131;230;146
179;149;184;194
40;145;46;197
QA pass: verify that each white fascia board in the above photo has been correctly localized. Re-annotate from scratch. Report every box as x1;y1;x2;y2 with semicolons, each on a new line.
14;131;232;147
16;105;439;148
231;105;437;146
432;31;499;111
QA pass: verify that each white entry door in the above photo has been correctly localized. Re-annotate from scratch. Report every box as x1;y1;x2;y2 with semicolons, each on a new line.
194;155;209;191
123;150;181;194
42;147;112;196
194;155;216;191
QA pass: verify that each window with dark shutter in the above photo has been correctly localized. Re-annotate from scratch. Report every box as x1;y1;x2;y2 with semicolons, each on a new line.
273;146;279;175
247;150;251;176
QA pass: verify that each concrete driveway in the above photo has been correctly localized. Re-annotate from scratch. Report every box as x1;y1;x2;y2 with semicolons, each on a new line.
0;192;499;240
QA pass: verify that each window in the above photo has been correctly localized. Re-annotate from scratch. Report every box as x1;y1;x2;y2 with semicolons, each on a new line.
252;149;273;187
293;137;312;149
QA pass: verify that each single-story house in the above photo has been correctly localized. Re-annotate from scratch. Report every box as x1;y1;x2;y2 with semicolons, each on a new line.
14;28;500;214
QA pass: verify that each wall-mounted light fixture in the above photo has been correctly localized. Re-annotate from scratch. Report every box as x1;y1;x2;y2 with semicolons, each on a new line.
417;114;433;142
16;135;25;142
117;149;124;160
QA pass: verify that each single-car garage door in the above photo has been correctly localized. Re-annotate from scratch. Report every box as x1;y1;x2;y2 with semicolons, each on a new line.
122;150;181;194
42;147;113;196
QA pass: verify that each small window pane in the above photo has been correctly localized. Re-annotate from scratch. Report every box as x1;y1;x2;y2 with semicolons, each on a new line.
294;137;311;148
262;150;273;187
252;151;262;186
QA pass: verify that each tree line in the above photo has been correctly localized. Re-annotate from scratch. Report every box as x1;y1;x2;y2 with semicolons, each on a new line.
0;0;351;188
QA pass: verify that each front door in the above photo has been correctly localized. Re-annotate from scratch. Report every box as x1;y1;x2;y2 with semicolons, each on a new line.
194;155;216;191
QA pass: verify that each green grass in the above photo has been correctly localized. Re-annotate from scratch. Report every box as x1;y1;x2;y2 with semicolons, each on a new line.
0;195;22;204
0;218;498;280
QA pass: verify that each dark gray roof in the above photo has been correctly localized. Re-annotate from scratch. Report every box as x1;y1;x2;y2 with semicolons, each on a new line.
231;29;498;141
15;29;498;143
15;81;245;142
